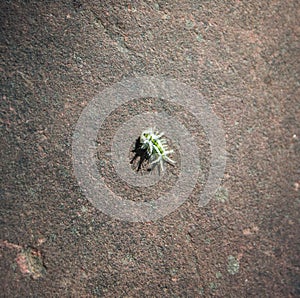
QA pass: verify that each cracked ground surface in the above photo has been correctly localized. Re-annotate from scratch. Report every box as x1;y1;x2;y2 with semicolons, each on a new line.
1;0;299;297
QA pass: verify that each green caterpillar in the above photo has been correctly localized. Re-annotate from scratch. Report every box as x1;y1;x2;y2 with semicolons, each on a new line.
140;128;175;172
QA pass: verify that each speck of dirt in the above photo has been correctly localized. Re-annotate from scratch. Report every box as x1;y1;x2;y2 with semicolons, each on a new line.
215;187;229;203
227;255;240;275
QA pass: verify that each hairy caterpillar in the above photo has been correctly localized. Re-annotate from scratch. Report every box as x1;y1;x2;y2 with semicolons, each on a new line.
138;128;175;172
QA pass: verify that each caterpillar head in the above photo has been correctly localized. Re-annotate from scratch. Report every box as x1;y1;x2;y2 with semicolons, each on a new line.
140;129;153;146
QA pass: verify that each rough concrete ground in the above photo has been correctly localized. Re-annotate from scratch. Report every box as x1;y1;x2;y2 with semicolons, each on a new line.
1;0;299;297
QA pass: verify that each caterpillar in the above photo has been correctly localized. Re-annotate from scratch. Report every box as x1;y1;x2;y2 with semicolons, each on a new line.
139;128;175;172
